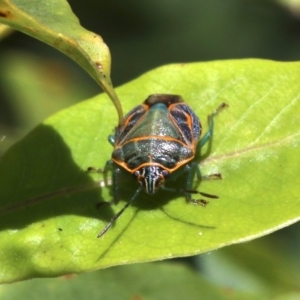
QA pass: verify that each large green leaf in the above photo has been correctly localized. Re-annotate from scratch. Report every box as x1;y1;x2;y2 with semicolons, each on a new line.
200;235;300;295
0;262;262;300
0;0;123;122
0;60;299;283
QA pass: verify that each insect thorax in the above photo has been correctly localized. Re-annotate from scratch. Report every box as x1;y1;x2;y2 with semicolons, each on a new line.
112;138;194;170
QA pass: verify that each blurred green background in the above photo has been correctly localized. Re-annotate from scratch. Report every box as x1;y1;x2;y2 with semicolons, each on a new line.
0;0;300;297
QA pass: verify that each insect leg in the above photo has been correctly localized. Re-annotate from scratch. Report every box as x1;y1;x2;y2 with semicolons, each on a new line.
197;102;227;151
111;166;121;205
98;186;142;238
189;162;222;181
87;160;121;207
183;163;201;204
94;160;121;205
162;163;218;205
108;134;115;146
183;162;218;205
86;159;114;173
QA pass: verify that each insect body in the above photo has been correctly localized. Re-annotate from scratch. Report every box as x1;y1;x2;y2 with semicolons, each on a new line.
98;94;226;237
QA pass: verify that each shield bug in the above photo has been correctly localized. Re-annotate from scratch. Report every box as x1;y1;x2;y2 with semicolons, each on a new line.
93;94;226;237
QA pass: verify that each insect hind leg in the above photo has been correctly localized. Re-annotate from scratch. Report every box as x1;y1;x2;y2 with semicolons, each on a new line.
197;102;228;152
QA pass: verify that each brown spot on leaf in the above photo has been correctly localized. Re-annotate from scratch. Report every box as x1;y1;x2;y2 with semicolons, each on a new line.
95;62;102;69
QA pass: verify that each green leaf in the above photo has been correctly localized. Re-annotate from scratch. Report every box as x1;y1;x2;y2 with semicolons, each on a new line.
0;262;262;300
0;0;123;122
0;23;13;40
0;59;299;282
200;236;300;295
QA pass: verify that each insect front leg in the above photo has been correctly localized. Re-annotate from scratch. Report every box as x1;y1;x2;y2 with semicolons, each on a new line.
111;165;121;205
87;159;113;173
184;162;219;206
100;160;121;205
87;160;120;205
186;162;221;187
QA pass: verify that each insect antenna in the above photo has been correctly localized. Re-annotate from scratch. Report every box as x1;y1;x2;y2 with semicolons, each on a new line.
97;201;131;238
98;186;142;238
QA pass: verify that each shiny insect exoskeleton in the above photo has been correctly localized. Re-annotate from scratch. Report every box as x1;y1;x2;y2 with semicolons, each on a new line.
96;94;226;237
